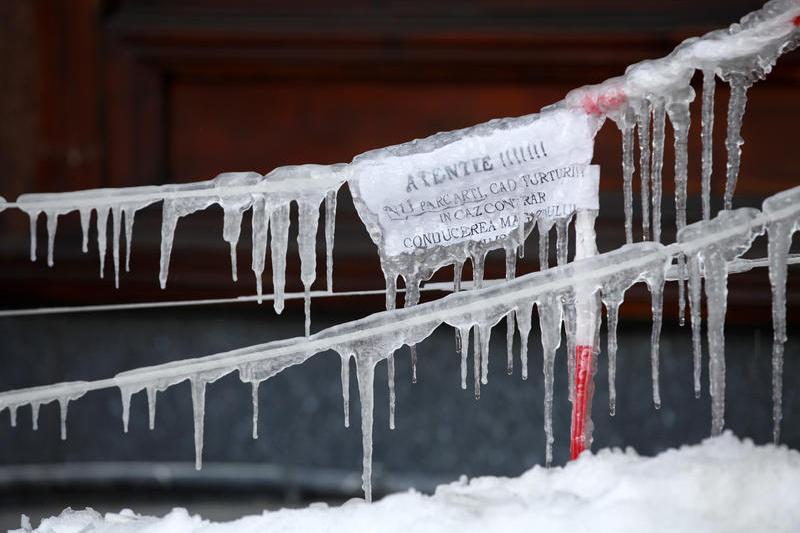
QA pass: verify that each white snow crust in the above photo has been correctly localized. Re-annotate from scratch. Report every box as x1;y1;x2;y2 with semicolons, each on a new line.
16;433;800;533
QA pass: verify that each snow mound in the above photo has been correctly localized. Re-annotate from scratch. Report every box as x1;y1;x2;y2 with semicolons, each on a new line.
17;432;800;533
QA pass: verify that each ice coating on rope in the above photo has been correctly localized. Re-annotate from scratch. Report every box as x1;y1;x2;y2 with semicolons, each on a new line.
762;186;800;443
564;0;799;232
14;167;346;301
679;208;765;435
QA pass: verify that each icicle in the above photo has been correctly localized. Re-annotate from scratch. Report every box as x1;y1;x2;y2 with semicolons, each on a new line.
687;255;704;398
538;221;550;270
111;207;122;288
325;190;338;292
387;352;396;430
159;203;178;289
637;105;652;241
473;325;482;399
31;402;40;431
251;197;271;303
45;212;58;267
222;202;250;283
404;276;422;384
123;208;135;272
672;88;694;327
269;204;290;313
304;288;311;338
298;198;322;336
648;273;665;409
251;381;260;439
505;247;517;375
341;355;350;428
79;209;91;254
9;406;17;428
190;378;206;470
146;386;157;430
723;74;752;211
763;189;800;444
229;244;238;283
701;70;716;221
480;323;492;386
619;108;635;244
453;261;464;357
767;220;791;443
680;208;764;435
705;253;728;435
563;289;577;403
472;253;486;397
120;387;132;433
58;398;69;440
160;198;213;290
28;210;39;261
555;218;569;266
515;302;533;381
650;99;666;243
538;294;562;467
603;294;622;416
356;359;376;503
97;206;109;279
385;273;398;411
459;326;471;390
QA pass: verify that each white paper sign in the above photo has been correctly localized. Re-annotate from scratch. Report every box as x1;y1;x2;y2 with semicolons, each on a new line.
352;108;598;257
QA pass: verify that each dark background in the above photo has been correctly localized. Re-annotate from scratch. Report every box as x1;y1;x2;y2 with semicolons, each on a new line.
0;0;798;528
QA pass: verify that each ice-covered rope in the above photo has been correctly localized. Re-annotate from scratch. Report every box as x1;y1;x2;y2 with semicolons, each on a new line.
2;253;797;319
2;185;797;501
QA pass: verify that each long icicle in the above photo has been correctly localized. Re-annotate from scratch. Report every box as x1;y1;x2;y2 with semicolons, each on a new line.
46;212;58;267
648;274;665;409
620;108;636;244
723;74;752;211
637;105;652;241
269;204;290;314
356;359;376;503
146;386;157;430
341;355;351;428
604;294;622;416
190;378;207;470
385;273;397;428
650;99;666;244
701;70;716;220
505;246;517;375
764;203;797;443
325;190;338;292
668;96;691;326
688;255;704;398
251;381;260;439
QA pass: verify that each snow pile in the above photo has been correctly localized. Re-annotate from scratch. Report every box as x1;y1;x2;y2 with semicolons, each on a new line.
17;433;800;533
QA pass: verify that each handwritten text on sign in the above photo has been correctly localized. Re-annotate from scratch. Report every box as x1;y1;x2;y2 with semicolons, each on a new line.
353;109;598;257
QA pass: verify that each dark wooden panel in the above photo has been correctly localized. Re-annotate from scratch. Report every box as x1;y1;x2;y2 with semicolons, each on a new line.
1;0;799;325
